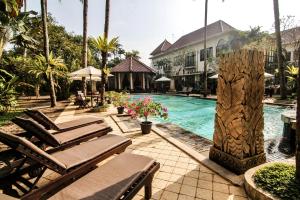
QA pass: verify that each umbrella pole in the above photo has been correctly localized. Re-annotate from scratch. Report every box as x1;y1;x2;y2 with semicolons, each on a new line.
90;74;93;107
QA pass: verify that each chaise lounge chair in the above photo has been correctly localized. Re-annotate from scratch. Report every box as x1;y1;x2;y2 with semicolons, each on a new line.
23;153;160;200
24;109;103;132
0;131;132;196
12;117;112;151
177;86;187;94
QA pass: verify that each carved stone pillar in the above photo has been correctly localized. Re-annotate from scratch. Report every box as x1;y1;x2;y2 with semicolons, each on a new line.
209;50;266;174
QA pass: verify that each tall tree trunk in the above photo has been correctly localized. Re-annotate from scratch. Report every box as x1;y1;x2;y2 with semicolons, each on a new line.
23;0;27;57
296;46;300;179
82;0;88;96
41;0;56;107
203;0;208;98
35;84;40;99
100;0;110;105
273;0;287;99
0;27;10;61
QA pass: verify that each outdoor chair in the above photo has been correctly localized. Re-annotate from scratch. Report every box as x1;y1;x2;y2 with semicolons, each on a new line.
177;86;187;94
24;109;104;132
12;117;112;151
22;153;160;200
185;87;193;96
0;131;132;197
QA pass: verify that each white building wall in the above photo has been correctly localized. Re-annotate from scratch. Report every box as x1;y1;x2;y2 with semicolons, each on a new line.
151;31;236;77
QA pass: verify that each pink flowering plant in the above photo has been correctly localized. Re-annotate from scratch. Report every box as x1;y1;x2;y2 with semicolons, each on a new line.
126;97;168;122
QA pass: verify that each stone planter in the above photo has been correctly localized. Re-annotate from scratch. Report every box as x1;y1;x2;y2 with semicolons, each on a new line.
244;162;292;200
117;106;124;114
140;121;152;134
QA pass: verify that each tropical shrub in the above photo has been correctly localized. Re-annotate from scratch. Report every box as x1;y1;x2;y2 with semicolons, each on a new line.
0;69;18;114
253;163;300;200
286;65;298;91
112;91;129;107
126;96;168;122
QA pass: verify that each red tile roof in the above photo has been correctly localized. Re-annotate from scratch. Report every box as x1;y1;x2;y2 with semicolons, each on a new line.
150;40;172;56
150;20;236;57
111;57;156;73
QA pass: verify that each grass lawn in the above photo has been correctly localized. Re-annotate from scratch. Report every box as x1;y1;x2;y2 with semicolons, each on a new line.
0;110;24;126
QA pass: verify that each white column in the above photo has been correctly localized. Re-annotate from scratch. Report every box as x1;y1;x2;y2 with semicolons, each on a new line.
142;73;145;90
130;73;133;90
147;76;149;89
170;79;176;91
114;74;117;90
118;73;121;90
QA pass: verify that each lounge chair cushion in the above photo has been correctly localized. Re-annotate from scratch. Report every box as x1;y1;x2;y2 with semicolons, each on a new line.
56;117;104;131
12;117;61;147
49;153;155;200
25;109;60;130
25;109;104;131
0;131;66;170
51;134;131;169
53;123;111;144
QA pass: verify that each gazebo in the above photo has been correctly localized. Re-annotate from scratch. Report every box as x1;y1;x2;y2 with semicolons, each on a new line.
110;57;156;92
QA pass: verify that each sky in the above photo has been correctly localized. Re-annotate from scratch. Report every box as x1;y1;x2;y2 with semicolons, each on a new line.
27;0;300;65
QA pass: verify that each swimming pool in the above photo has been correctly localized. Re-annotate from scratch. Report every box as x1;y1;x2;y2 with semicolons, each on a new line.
131;94;290;141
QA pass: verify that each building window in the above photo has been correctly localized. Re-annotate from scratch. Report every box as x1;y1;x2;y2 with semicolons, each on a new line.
200;47;213;61
216;39;229;57
174;55;184;66
294;50;299;63
185;52;195;67
285;51;291;62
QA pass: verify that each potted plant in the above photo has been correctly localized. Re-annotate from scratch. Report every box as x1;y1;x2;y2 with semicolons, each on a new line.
112;92;128;114
105;91;114;104
126;96;168;134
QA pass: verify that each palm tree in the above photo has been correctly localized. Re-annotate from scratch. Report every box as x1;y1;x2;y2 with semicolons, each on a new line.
125;50;140;59
286;65;298;91
273;0;287;99
91;36;118;93
203;0;208;97
99;0;110;106
40;0;56;106
296;46;300;180
29;52;67;97
81;0;88;96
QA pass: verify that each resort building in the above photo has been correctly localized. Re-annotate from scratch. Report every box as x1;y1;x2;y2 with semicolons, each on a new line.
281;27;300;65
110;56;157;92
150;20;239;91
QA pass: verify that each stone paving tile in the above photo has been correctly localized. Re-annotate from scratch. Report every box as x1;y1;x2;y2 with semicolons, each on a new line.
32;105;248;200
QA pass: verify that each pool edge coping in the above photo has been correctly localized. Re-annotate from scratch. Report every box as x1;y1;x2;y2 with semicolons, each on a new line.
152;125;245;186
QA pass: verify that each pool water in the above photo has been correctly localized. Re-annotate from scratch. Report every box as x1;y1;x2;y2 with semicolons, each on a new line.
131;94;289;141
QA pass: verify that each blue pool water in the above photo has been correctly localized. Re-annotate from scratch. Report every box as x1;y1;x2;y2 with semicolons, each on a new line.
131;94;290;141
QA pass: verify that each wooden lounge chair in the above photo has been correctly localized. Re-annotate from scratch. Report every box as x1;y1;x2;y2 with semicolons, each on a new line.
24;109;103;132
22;153;160;200
177;86;187;94
12;117;113;151
185;87;193;96
0;131;132;196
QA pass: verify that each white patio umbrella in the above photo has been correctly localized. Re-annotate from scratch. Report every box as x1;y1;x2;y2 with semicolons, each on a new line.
155;76;171;92
70;76;101;81
155;76;171;82
264;72;274;79
209;73;275;80
69;66;102;107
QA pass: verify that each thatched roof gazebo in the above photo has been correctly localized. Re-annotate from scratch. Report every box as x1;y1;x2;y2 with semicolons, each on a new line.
111;57;156;92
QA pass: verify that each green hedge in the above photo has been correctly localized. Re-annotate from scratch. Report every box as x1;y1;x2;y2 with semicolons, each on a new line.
0;110;23;126
253;163;300;200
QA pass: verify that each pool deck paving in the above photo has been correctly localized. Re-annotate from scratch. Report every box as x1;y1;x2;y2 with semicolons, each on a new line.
40;103;249;200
